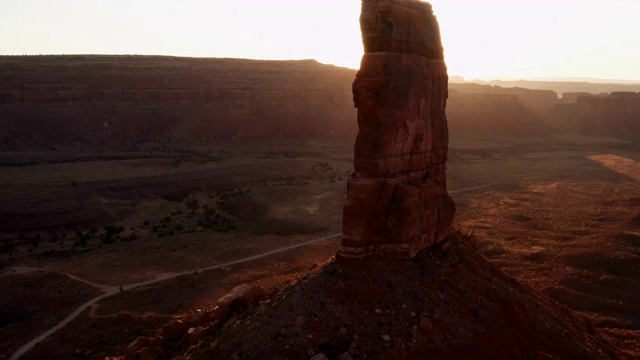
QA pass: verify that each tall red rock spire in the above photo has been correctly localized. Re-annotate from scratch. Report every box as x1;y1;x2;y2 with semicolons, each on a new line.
340;0;455;259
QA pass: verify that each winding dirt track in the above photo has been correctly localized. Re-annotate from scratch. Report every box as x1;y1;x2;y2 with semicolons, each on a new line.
7;233;341;360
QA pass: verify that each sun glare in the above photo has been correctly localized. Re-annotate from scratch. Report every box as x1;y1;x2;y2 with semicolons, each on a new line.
1;0;639;80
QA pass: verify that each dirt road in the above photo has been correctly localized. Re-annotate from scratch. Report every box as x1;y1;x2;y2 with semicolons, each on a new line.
7;233;342;360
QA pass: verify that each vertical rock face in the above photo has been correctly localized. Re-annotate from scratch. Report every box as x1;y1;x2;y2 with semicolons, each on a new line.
340;0;454;259
0;56;356;147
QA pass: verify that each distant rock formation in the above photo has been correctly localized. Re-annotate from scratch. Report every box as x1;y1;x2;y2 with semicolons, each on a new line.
469;79;640;98
549;92;640;137
447;90;546;137
3;55;637;150
0;56;357;148
340;0;455;259
449;83;559;114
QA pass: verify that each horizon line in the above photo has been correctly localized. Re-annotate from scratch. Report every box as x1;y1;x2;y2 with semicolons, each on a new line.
2;53;639;85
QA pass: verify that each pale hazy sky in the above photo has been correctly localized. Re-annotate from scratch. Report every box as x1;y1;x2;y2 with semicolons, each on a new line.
2;0;640;81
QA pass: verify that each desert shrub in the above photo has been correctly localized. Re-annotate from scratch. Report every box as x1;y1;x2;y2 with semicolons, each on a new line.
218;194;267;220
102;225;124;244
206;215;237;233
158;230;173;237
121;234;137;242
104;225;124;237
311;160;333;173
29;237;39;248
102;236;115;244
184;198;198;210
1;239;15;254
74;238;87;247
162;191;188;202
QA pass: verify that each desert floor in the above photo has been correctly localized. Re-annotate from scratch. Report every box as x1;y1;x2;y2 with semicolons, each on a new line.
1;134;639;359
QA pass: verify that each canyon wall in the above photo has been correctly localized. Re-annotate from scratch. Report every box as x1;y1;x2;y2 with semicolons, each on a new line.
0;56;357;147
450;83;559;114
549;92;640;138
447;90;546;137
467;79;640;97
446;83;557;138
2;55;637;150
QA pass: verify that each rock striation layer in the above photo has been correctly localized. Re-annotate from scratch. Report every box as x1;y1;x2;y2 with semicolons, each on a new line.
550;92;640;138
340;0;454;259
0;56;356;148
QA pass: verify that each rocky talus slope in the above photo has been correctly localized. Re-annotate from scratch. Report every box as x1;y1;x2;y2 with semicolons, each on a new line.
119;232;621;359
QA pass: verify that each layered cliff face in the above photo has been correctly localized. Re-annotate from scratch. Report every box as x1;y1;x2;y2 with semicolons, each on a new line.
447;90;545;137
445;83;556;138
450;82;559;114
340;0;454;259
0;56;357;147
550;92;640;138
3;55;637;149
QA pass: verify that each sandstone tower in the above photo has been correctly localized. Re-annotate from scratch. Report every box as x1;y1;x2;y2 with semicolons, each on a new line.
340;0;455;259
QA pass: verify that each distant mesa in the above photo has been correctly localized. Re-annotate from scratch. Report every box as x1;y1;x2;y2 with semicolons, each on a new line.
0;56;358;148
550;91;640;137
1;55;639;150
340;0;454;260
